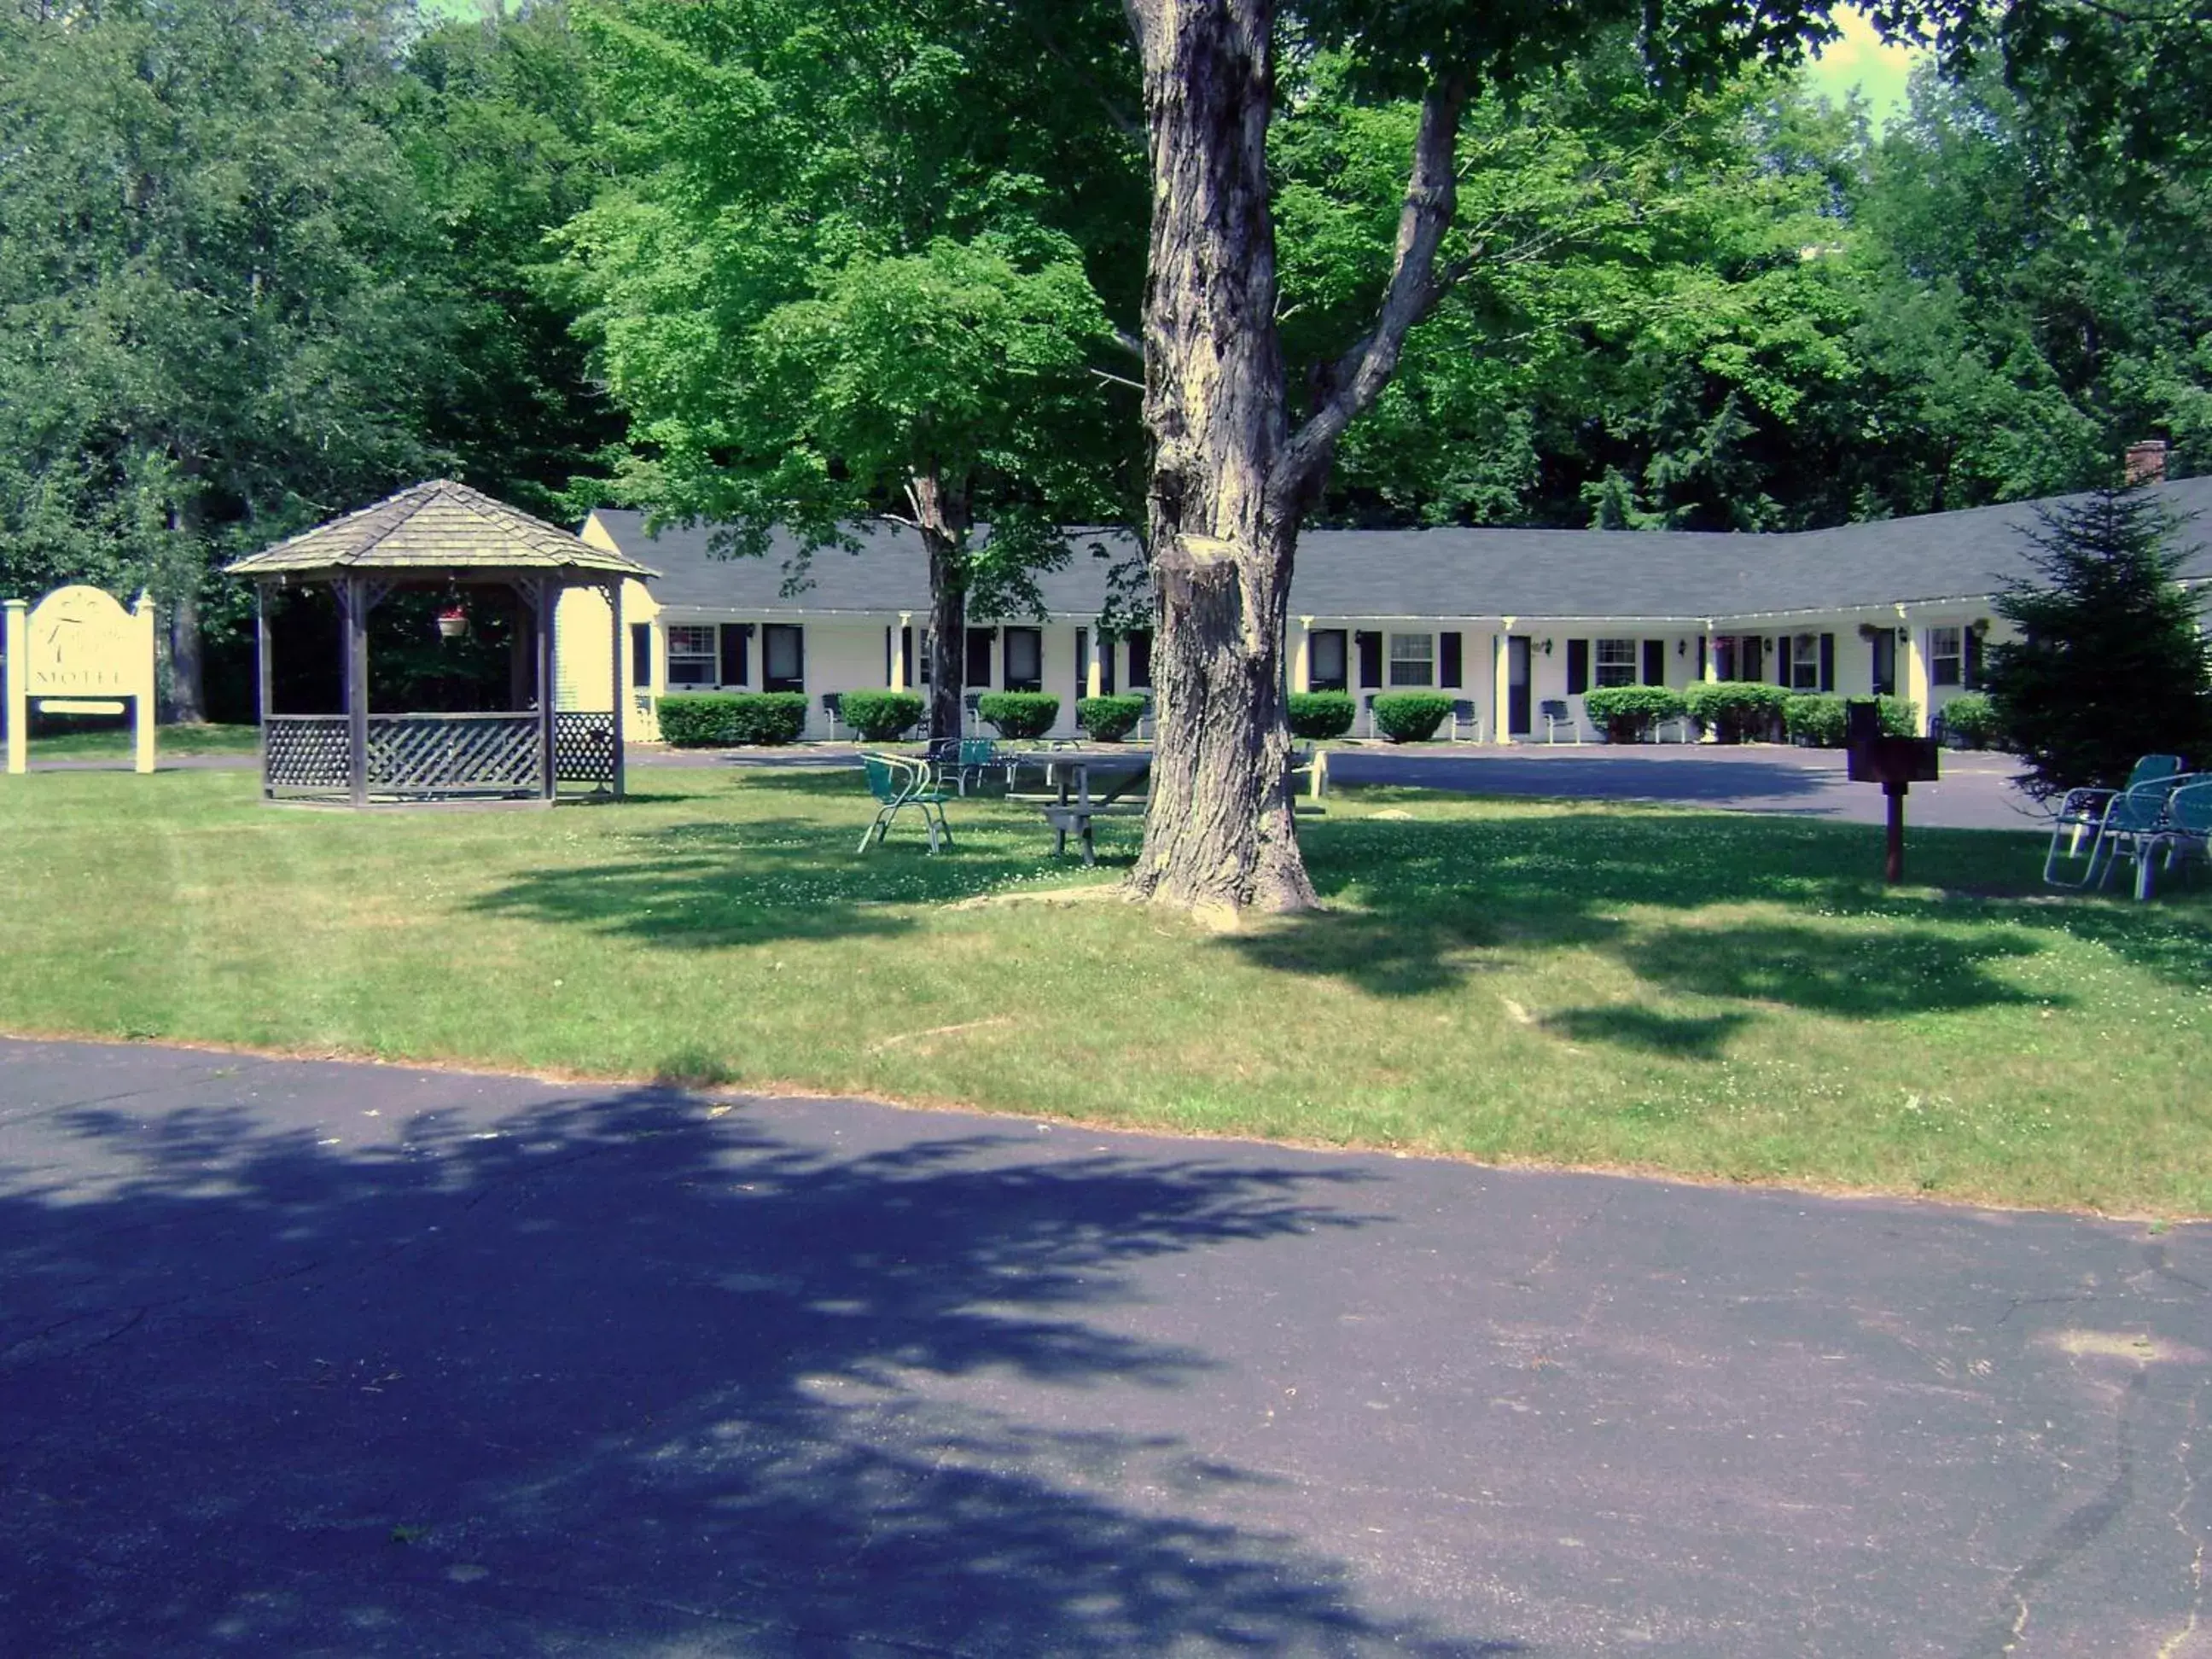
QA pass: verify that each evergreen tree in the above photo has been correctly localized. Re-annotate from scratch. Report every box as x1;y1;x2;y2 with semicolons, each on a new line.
1985;485;2212;796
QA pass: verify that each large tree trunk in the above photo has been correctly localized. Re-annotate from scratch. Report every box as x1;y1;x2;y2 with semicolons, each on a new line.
1124;0;1314;917
165;591;207;725
924;536;967;744
908;469;971;746
164;454;207;724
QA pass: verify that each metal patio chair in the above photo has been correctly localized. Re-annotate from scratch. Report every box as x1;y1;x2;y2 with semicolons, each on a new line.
1447;699;1482;742
2148;778;2212;893
1538;698;1579;744
2042;754;2187;887
859;753;953;853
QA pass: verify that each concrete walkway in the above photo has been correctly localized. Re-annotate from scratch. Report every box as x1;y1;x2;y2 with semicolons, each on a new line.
2;1037;2201;1656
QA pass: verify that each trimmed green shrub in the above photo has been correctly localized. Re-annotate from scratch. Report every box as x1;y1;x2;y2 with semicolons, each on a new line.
1371;691;1452;742
1877;695;1919;736
1582;685;1687;743
1939;691;1999;748
1784;693;1848;748
1684;681;1789;743
976;691;1060;740
655;692;809;747
838;690;924;742
1287;691;1356;740
1076;694;1146;742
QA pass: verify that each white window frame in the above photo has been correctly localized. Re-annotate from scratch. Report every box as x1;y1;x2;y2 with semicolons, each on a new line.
1594;637;1638;689
1929;626;1963;688
666;624;718;687
1790;632;1821;691
1387;632;1435;687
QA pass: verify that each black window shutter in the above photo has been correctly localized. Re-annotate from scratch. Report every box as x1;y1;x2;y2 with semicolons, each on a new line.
1776;639;1790;686
902;626;915;688
1566;638;1590;696
1074;629;1089;696
1439;632;1463;689
1965;627;1984;689
719;624;748;686
630;623;651;687
1697;636;1708;679
1355;631;1383;689
965;627;992;686
1126;629;1151;689
1642;639;1665;685
1819;632;1835;693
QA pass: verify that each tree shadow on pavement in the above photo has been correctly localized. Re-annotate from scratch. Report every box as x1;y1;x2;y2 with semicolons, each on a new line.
0;1082;1516;1656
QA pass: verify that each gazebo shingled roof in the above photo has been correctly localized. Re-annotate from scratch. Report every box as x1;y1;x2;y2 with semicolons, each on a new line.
225;479;656;579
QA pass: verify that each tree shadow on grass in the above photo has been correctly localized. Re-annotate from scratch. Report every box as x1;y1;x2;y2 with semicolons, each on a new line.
0;1069;1516;1656
1225;809;2070;1025
1538;1007;1753;1059
467;811;1086;952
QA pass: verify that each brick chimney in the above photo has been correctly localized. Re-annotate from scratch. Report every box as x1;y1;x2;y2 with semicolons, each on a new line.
2125;439;2168;485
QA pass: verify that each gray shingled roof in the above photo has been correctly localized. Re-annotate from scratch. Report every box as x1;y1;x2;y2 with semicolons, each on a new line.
229;480;657;579
591;474;2212;622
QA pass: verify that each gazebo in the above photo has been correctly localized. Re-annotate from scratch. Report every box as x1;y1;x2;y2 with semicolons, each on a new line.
226;480;656;806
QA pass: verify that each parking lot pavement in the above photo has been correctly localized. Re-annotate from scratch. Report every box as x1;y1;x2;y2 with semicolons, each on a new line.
2;1036;2202;1656
1324;743;2042;831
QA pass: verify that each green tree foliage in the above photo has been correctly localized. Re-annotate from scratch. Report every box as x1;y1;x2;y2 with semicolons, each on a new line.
394;3;626;515
1985;485;2212;795
1278;41;1873;533
0;0;448;718
559;0;1142;739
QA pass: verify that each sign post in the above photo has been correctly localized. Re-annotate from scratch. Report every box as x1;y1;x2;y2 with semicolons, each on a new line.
3;585;158;776
3;599;24;776
1844;701;1939;884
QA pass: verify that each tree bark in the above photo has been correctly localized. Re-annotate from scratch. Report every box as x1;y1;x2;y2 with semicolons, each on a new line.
164;472;207;725
906;469;971;745
1123;0;1313;916
1121;0;1469;916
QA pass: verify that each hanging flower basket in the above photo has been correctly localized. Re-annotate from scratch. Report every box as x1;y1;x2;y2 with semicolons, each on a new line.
436;605;470;641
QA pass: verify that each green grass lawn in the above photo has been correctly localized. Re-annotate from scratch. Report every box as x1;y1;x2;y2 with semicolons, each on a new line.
24;720;261;759
1;765;2206;1216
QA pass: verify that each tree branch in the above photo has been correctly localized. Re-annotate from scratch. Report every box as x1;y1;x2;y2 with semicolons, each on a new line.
1277;72;1469;501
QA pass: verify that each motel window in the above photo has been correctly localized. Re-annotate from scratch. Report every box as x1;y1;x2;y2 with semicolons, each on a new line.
763;624;804;693
1388;632;1435;687
1307;629;1348;691
1790;633;1822;691
667;625;718;687
1930;626;1963;688
1003;626;1043;692
1594;637;1638;689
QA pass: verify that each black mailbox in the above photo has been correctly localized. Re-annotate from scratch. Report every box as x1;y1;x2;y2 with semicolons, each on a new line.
1847;736;1941;786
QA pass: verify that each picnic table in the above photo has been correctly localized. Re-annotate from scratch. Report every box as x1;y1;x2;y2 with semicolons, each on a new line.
1008;746;1152;864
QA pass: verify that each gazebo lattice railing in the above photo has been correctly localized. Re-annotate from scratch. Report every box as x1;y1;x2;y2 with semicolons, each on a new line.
226;481;655;806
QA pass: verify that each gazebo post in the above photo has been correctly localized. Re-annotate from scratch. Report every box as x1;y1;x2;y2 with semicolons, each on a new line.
537;573;558;801
608;578;626;800
343;574;370;807
255;583;274;801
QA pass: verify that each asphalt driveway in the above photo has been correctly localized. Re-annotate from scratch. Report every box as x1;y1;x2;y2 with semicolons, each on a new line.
1;1037;2202;1656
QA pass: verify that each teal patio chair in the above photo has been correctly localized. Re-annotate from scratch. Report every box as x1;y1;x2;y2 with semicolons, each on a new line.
859;754;953;853
2148;778;2212;894
2043;754;2187;888
2075;774;2192;899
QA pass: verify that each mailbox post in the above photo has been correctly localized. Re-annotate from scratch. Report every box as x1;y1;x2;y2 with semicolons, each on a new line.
1845;701;1940;883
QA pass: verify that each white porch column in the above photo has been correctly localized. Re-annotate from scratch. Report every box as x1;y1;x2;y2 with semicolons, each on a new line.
892;610;911;691
1086;626;1103;699
1901;611;1932;735
1492;620;1515;747
131;593;156;773
1702;625;1720;683
1293;617;1313;694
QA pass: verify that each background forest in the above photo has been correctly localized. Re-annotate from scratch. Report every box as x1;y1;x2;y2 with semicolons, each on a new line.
2;0;2205;719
